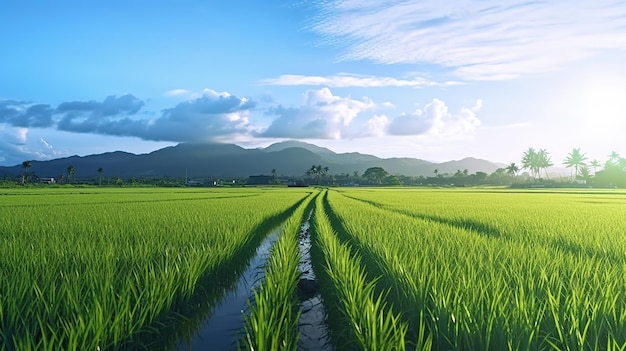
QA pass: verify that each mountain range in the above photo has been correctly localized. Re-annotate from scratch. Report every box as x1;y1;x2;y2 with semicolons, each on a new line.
0;141;504;179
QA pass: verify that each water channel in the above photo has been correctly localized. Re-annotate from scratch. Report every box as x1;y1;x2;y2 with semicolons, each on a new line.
176;228;280;350
296;215;334;351
175;212;334;350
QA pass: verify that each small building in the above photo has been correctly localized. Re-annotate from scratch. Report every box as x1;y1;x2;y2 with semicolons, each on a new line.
40;177;55;184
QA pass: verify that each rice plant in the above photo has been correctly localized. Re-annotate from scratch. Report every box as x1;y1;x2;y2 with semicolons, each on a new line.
0;187;310;350
241;191;317;350
326;188;626;350
309;191;411;350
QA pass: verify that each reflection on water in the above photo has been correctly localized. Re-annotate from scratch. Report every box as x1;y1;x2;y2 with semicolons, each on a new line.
176;228;280;351
297;214;334;351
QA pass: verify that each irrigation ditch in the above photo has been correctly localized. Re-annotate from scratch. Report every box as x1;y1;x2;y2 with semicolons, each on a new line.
296;212;333;351
116;197;311;350
177;208;334;350
176;226;282;350
138;191;332;350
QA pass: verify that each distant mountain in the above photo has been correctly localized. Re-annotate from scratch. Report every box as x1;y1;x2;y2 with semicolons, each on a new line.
262;140;335;156
0;141;503;179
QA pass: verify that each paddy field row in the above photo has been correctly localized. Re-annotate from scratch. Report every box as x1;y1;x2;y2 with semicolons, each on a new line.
1;187;625;350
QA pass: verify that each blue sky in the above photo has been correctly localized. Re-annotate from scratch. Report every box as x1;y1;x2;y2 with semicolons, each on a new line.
1;0;625;167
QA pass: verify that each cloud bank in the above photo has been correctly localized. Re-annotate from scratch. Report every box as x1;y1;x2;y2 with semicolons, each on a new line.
261;87;374;139
259;87;481;140
310;0;626;80
1;90;255;144
0;88;482;165
370;99;482;138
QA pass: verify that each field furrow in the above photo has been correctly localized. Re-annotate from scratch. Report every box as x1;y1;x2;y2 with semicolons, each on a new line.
0;188;311;350
326;188;626;350
3;187;626;350
309;190;411;350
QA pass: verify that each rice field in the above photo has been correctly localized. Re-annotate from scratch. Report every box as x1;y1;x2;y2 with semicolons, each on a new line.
2;187;626;350
321;188;626;350
0;188;311;350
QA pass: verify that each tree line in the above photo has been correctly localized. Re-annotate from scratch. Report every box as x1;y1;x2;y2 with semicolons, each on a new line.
504;147;625;186
10;148;626;188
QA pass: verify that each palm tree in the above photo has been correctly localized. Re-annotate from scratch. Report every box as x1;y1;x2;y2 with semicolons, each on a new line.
580;166;591;183
323;166;330;185
97;167;104;186
505;162;519;177
67;165;76;184
521;147;539;179
21;160;32;185
537;148;553;179
609;151;620;166
306;165;325;184
433;169;439;177
590;159;600;174
563;147;587;179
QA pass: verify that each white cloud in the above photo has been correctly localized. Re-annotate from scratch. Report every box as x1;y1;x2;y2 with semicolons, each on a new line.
364;114;389;137
0;127;69;166
40;138;53;150
310;0;626;80
387;99;481;137
260;87;375;139
164;89;192;97
260;89;480;140
262;73;458;88
15;127;28;144
52;90;255;143
163;89;202;100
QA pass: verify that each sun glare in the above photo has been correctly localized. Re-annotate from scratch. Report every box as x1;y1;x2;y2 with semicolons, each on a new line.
576;78;626;137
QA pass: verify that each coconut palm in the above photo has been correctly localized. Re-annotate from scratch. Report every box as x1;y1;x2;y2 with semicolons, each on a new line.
580;166;591;183
537;148;553;179
67;165;76;184
323;166;330;184
609;151;620;166
97;167;104;186
563;148;587;179
505;162;519;177
21;160;32;185
521;147;539;179
590;159;600;174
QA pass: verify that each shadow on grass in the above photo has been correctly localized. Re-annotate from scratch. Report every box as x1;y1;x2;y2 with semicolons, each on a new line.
341;194;503;239
342;193;625;267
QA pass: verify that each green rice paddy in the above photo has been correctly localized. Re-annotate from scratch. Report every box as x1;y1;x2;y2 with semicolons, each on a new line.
1;187;625;350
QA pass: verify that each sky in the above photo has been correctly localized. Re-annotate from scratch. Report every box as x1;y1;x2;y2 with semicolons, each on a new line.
1;0;625;167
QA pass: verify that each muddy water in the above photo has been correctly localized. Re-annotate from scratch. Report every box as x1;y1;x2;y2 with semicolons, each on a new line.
176;227;281;351
297;214;334;351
